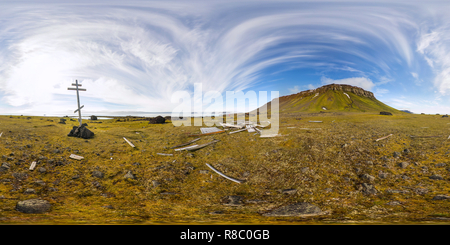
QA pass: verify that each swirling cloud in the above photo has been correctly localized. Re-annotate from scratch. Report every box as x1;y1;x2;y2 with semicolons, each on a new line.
0;1;449;115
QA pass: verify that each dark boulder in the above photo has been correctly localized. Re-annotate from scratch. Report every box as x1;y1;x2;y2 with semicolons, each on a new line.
148;116;166;124
68;125;94;139
443;115;449;118
380;111;393;116
16;199;51;213
262;202;324;217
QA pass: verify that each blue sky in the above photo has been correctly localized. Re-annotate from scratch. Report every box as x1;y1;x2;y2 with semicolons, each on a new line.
1;0;450;116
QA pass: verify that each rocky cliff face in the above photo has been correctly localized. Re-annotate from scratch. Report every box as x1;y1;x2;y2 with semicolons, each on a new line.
283;83;375;100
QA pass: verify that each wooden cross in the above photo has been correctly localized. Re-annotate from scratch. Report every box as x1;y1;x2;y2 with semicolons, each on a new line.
67;80;86;127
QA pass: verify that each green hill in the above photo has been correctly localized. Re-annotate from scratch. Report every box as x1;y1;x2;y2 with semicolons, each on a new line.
256;84;403;114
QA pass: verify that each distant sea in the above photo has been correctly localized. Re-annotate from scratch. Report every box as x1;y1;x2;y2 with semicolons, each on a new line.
2;111;232;119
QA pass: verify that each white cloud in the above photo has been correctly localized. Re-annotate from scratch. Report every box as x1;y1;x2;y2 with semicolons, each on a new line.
288;85;300;94
0;1;448;115
321;76;375;91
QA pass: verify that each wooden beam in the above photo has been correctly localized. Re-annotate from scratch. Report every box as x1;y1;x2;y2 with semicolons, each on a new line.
67;88;86;91
123;137;135;147
69;154;84;160
228;128;247;134
410;135;442;138
206;163;244;184
29;161;36;171
157;153;173;156
375;134;393;142
170;138;201;149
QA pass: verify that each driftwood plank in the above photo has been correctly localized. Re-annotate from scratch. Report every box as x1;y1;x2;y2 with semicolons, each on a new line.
123;137;135;147
200;127;222;134
410;135;442;138
157;153;173;156
187;130;225;137
170;138;201;149
375;134;393;142
206;163;244;184
184;140;219;151
308;121;323;123
69;154;84;160
229;128;247;134
29;161;36;171
260;134;280;138
0;132;2;137
174;145;199;151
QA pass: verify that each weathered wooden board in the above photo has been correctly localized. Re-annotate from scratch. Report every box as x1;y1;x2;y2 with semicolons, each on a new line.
187;130;225;137
29;161;36;171
375;134;393;142
308;121;323;123
123;137;135;147
200;127;222;134
157;153;173;156
69;154;84;160
410;135;442;138
220;123;245;129
0;132;2;137
184;140;219;151
170;138;201;149
229;128;247;134
260;134;280;138
206;163;244;184
174;145;200;151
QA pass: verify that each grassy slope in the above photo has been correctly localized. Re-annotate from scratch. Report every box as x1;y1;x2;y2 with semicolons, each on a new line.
262;90;403;115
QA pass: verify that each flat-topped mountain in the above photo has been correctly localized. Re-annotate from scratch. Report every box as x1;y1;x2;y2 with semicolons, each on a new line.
257;84;402;114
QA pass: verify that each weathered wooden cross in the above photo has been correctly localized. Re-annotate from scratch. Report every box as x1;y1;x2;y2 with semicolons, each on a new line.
67;80;86;127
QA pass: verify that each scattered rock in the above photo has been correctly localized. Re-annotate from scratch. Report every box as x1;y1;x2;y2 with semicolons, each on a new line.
385;201;402;206
393;152;401;158
398;162;409;169
263;202;325;217
360;174;375;182
12;172;28;181
380;111;393;116
435;163;447;167
148;116;166;124
280;189;297;194
403;148;411;154
124;171;136;180
378;171;389;179
222;195;244;206
16;199;51;213
67;125;94;139
24;188;36;194
432;195;450;200
414;187;429;195
386;189;409;194
92;170;104;179
0;162;11;172
360;183;377;195
429;174;443;180
152;180;161;187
